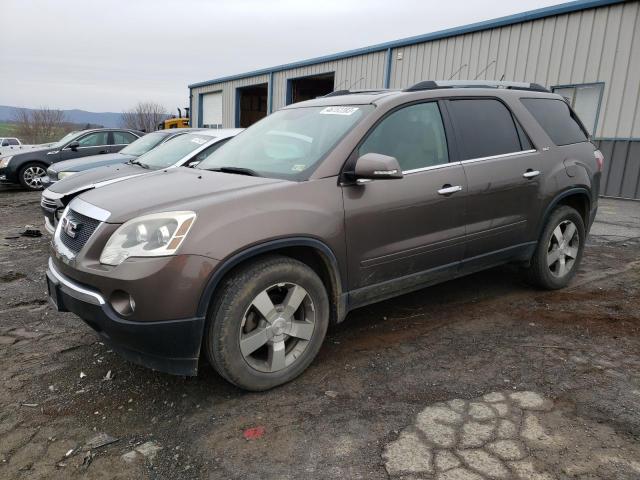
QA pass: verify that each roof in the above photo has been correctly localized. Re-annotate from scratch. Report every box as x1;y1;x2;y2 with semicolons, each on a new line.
284;84;559;109
189;0;625;89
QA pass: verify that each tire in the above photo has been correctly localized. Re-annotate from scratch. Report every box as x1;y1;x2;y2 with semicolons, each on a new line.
18;162;47;190
204;255;330;391
525;205;585;290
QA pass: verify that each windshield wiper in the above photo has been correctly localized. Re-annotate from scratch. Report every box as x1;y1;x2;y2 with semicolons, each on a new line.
128;159;150;169
208;166;260;177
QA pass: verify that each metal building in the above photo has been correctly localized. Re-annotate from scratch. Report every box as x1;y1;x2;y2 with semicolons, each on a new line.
189;0;640;200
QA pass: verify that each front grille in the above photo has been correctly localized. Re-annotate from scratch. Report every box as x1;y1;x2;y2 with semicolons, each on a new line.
59;209;101;254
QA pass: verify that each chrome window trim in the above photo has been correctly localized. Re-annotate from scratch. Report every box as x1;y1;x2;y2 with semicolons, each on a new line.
48;257;105;305
459;149;537;165
69;197;111;222
402;162;460;175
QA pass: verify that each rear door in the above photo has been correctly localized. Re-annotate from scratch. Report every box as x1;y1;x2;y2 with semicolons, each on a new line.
446;97;542;268
60;131;110;160
111;131;139;153
342;101;467;297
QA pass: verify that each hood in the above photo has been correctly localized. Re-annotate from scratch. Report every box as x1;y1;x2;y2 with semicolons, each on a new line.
6;145;56;159
47;163;147;196
49;153;135;173
75;167;285;223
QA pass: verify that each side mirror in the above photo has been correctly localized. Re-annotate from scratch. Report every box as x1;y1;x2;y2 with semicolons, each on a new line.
66;141;80;151
353;153;403;183
188;161;200;168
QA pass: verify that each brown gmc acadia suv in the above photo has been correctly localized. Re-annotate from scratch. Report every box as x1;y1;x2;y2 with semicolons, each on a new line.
46;81;603;391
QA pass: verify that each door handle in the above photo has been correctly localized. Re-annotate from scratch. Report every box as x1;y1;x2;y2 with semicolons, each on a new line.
437;185;463;195
523;169;540;179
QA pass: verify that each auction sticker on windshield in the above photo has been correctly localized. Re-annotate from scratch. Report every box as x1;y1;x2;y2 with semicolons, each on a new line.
191;137;207;145
319;106;359;115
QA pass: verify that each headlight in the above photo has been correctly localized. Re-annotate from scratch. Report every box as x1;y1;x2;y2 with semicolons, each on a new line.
58;171;76;179
0;156;13;168
100;211;196;266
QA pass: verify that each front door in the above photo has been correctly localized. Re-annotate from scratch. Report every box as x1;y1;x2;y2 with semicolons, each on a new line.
60;131;110;160
342;101;467;303
445;98;543;266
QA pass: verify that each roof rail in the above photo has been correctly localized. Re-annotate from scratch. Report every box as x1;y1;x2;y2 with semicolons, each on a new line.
404;80;550;93
323;88;392;98
323;89;351;97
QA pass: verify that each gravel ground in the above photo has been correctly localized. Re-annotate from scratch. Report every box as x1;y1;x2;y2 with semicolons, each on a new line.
0;186;638;480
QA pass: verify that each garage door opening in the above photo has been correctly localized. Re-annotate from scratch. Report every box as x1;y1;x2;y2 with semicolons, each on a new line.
237;83;268;128
287;73;335;105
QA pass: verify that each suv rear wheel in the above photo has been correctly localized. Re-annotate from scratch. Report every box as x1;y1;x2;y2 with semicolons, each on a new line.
525;205;585;289
204;255;329;391
19;162;47;190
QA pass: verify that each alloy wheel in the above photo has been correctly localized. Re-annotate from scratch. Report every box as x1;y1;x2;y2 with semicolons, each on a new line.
547;220;580;278
23;166;46;189
239;282;316;373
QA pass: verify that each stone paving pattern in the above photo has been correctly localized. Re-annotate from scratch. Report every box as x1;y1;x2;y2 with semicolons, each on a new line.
383;391;640;479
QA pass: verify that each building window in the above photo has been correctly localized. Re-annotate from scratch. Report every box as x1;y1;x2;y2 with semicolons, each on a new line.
551;83;604;136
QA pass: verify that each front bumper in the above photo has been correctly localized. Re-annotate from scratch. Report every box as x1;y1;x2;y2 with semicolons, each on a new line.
46;258;205;376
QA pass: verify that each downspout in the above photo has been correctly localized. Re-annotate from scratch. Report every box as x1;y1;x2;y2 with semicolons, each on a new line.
268;71;274;114
383;48;392;89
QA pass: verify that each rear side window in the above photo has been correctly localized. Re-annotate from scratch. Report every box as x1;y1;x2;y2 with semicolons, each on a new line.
520;98;588;146
448;99;523;160
112;131;138;145
359;102;449;171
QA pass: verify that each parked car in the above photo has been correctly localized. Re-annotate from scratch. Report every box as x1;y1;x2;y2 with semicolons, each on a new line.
40;129;242;233
0;128;142;190
0;137;21;147
41;129;200;188
45;81;602;391
0;138;56;158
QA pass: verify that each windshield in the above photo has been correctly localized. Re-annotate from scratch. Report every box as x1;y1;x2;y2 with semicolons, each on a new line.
52;131;79;148
197;105;372;180
120;132;173;157
135;133;214;169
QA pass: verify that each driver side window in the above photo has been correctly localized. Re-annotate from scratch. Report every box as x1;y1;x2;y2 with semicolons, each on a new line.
77;132;108;147
359;102;449;172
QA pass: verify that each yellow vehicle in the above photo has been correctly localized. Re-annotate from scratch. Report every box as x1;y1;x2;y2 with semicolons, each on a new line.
157;108;190;130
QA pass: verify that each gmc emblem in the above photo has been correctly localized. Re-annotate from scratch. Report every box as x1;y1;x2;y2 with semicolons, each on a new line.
61;217;81;239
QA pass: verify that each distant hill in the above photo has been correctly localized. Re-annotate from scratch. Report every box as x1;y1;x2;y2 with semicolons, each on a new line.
0;105;123;128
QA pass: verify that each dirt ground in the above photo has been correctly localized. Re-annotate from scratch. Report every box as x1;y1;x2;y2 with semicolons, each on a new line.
0;185;639;480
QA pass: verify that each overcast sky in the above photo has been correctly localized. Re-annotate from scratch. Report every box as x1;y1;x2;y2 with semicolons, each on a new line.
1;0;561;113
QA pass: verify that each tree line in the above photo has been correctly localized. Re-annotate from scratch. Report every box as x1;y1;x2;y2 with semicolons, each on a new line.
11;102;168;144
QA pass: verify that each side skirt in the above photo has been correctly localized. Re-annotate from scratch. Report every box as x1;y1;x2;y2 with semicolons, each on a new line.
345;242;537;313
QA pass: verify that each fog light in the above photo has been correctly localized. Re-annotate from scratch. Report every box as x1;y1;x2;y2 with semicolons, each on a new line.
110;290;135;316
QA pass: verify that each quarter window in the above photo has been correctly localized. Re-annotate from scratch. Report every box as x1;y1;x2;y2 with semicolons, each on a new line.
521;98;588;146
448;99;523;160
551;83;603;135
358;102;449;172
77;132;108;147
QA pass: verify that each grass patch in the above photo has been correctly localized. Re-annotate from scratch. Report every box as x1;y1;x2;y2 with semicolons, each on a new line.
0;122;19;138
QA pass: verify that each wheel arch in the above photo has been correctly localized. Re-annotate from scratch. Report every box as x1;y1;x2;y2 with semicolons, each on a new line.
537;187;591;241
197;237;347;325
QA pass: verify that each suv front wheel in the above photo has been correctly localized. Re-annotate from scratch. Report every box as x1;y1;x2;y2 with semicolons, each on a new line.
204;255;329;391
526;205;585;289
